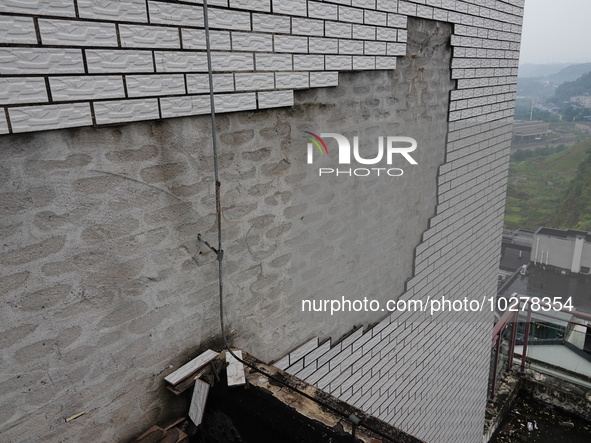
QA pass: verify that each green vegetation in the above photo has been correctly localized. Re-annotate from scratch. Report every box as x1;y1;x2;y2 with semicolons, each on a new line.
510;145;566;162
504;137;591;230
506;63;591;230
516;78;555;100
551;145;591;231
549;72;591;121
551;71;591;104
513;98;559;122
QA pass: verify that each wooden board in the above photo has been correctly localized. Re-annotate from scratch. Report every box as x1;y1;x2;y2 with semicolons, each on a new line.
166;367;209;396
188;379;210;427
226;350;246;387
164;349;218;385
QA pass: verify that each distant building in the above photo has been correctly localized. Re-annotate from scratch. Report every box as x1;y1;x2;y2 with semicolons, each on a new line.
513;120;550;141
570;95;591;108
574;122;591;133
532;228;591;274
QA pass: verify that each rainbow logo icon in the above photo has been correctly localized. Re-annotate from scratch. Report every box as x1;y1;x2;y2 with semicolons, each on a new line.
303;131;328;155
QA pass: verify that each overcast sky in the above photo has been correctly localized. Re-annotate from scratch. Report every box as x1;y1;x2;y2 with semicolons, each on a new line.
519;0;591;65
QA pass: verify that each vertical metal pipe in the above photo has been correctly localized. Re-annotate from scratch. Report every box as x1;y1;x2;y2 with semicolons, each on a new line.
203;0;230;351
490;334;501;399
507;310;518;371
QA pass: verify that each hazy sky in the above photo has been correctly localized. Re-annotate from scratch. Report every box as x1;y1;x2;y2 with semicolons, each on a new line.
519;0;591;64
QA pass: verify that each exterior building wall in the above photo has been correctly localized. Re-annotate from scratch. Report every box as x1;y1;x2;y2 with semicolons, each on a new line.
581;243;591;271
532;235;578;268
0;1;524;442
532;230;591;272
512;120;549;138
0;0;522;136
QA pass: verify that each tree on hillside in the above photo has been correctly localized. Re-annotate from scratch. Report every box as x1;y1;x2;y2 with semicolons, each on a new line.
551;72;591;105
552;146;591;231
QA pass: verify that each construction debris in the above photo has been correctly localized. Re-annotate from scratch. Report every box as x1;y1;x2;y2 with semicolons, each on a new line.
225;350;246;387
134;418;191;443
166;367;209;396
64;411;85;423
188;379;210;427
164;349;218;385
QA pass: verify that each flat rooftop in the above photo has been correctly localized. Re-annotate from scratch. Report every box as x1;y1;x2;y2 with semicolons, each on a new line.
500;243;531;272
498;266;591;314
515;345;591;381
535;227;591;242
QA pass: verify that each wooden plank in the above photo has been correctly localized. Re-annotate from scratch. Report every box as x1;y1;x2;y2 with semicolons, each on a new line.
171;427;189;443
226;350;246;387
188;379;209;427
161;417;185;431
166;367;209;395
64;411;85;422
164;349;218;385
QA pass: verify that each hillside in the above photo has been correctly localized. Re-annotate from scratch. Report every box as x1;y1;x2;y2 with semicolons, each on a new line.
518;63;572;78
551;71;591;104
518;62;591;83
546;62;591;84
516;78;556;100
504;137;591;229
551;145;591;231
516;63;591;106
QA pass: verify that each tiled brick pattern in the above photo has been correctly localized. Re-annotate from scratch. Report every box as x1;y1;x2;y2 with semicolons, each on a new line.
1;0;410;134
264;1;523;442
0;0;522;135
280;124;514;438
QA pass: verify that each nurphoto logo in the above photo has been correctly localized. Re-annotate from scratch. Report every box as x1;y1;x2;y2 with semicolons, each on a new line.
304;131;419;177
